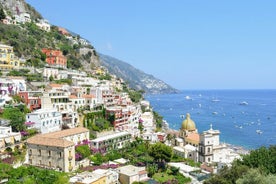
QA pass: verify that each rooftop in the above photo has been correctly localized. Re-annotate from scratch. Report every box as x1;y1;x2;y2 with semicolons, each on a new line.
91;131;130;143
27;136;74;148
42;127;89;138
118;165;146;176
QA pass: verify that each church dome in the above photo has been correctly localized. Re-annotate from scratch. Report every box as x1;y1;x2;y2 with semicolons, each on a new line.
181;113;196;131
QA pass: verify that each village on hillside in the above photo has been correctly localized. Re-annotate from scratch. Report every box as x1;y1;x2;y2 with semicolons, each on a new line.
0;2;247;184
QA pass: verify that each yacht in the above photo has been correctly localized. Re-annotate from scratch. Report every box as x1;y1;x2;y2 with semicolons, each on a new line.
185;96;192;100
256;130;263;134
239;101;248;105
212;99;220;102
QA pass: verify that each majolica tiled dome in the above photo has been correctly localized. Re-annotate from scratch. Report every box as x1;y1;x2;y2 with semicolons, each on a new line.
181;113;196;131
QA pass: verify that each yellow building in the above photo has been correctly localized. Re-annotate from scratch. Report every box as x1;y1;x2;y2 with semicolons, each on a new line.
0;44;20;70
179;113;200;146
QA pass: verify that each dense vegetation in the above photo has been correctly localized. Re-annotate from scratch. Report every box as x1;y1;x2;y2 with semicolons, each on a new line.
204;145;276;184
0;22;94;70
0;163;69;184
83;138;192;183
7;69;43;82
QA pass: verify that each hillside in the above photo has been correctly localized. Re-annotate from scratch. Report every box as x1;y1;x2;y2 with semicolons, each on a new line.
0;0;178;94
99;53;178;94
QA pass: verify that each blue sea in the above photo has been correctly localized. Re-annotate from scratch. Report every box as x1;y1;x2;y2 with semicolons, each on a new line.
145;90;276;150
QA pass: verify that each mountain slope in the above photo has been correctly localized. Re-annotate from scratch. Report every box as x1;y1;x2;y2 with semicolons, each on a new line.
1;0;178;94
99;53;178;94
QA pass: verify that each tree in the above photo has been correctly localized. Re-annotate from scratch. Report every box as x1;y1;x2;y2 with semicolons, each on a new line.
239;146;276;174
76;145;90;159
49;75;54;81
236;169;266;184
0;8;5;20
2;108;26;131
0;163;12;181
149;142;172;162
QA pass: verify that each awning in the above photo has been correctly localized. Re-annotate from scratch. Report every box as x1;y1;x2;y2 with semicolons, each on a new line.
4;138;11;143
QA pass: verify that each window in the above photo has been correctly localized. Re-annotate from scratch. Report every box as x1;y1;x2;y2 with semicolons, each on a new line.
48;151;51;156
29;159;32;164
59;152;62;158
29;149;32;155
207;148;210;153
38;149;41;156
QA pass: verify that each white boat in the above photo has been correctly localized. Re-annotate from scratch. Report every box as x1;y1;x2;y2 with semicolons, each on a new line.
256;130;263;134
185;96;192;100
212;99;220;102
212;112;218;115
239;101;248;105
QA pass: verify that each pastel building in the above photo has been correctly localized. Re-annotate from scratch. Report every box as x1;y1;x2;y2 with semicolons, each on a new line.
27;136;75;172
26;127;89;172
173;113;199;162
0;44;20;70
41;48;67;69
25;109;62;134
19;91;41;111
106;106;131;128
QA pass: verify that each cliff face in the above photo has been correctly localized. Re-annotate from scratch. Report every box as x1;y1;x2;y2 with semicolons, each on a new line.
0;0;42;20
99;53;179;94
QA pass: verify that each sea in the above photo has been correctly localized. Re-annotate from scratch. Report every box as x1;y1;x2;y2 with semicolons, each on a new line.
145;90;276;150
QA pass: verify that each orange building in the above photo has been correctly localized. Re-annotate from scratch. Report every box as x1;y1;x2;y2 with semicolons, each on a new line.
41;48;67;68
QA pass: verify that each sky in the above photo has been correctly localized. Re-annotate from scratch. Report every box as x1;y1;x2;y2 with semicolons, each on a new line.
26;0;276;90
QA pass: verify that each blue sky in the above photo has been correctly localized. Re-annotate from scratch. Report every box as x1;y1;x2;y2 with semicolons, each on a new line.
26;0;276;90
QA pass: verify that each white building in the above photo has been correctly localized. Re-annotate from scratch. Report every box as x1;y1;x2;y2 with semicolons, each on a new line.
117;165;148;184
43;68;59;80
198;124;241;169
36;19;51;32
41;85;79;127
91;131;131;153
173;144;198;161
25;109;62;134
0;126;21;152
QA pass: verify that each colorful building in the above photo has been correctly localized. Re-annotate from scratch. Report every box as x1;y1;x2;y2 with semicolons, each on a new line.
26;127;89;172
0;44;20;70
19;91;41;111
41;48;67;69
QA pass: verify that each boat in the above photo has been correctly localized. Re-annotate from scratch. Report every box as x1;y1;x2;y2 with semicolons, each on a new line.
212;99;220;102
185;96;192;100
212;112;218;115
256;130;263;134
239;101;248;105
